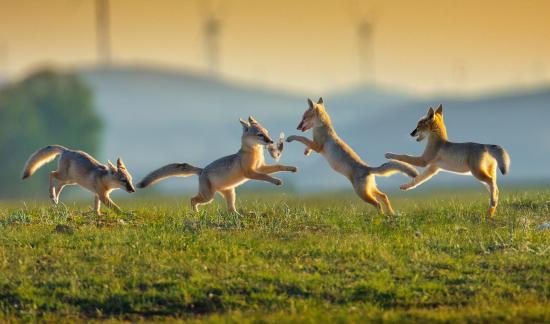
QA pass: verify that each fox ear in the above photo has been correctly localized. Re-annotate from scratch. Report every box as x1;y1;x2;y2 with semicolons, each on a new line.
107;160;117;173
435;104;443;115
307;98;314;109
427;107;435;120
117;158;126;170
239;117;250;131
248;116;257;124
317;97;324;105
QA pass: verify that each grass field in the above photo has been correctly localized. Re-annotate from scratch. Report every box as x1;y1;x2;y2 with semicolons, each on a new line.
1;189;550;322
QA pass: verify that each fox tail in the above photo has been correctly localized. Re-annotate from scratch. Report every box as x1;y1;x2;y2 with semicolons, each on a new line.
369;161;419;178
22;145;67;179
488;145;510;175
137;163;202;188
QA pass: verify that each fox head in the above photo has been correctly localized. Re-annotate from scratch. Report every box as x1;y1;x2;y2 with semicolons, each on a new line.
297;97;328;132
410;104;446;142
239;116;274;147
107;158;136;193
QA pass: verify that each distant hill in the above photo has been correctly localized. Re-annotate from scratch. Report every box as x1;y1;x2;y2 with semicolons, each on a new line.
336;87;550;189
78;66;550;194
79;66;413;193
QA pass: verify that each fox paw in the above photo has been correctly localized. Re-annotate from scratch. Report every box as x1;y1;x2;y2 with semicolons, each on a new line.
400;183;413;191
304;148;312;156
286;136;297;143
288;166;298;173
273;179;283;186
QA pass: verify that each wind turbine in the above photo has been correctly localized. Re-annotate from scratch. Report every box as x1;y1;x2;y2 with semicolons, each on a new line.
345;1;378;85
197;0;230;77
0;42;7;80
452;61;468;92
532;60;546;85
95;0;111;66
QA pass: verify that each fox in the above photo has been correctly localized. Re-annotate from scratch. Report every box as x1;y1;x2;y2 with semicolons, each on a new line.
22;145;136;215
385;104;510;218
137;116;297;214
286;98;419;215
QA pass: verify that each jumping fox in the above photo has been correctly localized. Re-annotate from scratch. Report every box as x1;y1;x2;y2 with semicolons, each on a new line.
286;98;418;215
137;116;297;213
385;104;510;218
22;145;136;215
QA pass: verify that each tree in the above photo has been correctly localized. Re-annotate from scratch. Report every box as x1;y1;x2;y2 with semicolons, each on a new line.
0;69;103;198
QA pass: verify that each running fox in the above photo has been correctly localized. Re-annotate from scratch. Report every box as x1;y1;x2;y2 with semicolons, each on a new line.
22;145;135;215
385;104;510;218
286;98;418;215
137;116;297;214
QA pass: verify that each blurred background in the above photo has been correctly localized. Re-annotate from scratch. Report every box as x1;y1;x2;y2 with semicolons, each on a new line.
0;0;549;199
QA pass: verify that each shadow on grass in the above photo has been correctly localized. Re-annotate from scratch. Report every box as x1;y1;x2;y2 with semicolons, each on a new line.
349;284;397;308
62;293;224;318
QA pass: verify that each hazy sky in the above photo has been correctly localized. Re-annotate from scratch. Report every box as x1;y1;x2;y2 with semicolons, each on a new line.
0;0;549;94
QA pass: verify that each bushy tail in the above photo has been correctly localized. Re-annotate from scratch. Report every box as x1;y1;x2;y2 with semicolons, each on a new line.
137;163;202;188
22;145;66;179
488;145;510;175
369;161;418;178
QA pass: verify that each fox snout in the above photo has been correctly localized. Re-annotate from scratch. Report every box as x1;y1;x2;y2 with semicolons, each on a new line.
261;135;274;145
410;128;418;137
265;136;274;144
297;120;306;132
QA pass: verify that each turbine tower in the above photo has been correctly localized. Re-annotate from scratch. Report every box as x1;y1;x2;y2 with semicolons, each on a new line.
204;16;221;76
346;1;377;84
0;42;7;80
95;0;111;66
452;61;468;92
357;18;374;84
197;0;228;77
532;60;546;84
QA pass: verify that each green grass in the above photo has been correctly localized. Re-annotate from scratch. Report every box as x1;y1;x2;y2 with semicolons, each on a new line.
1;190;550;322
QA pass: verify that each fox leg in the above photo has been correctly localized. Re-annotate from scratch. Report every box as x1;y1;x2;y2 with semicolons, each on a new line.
473;165;498;218
49;171;59;203
50;170;70;204
359;191;383;214
94;196;102;215
191;194;214;212
353;178;383;214
400;165;439;190
99;193;122;214
487;181;499;218
53;181;68;205
257;165;298;174
221;188;238;214
385;153;427;167
373;188;395;216
244;171;282;186
286;136;321;153
191;177;215;212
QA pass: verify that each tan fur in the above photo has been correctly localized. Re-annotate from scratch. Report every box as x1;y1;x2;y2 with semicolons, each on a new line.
385;104;511;218
22;145;135;215
22;145;66;179
287;98;418;215
138;163;202;188
138;116;297;214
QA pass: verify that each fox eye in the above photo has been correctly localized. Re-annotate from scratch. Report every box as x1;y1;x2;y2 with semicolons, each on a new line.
258;134;264;138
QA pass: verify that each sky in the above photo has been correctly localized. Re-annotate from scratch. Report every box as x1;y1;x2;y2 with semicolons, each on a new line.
0;0;549;95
